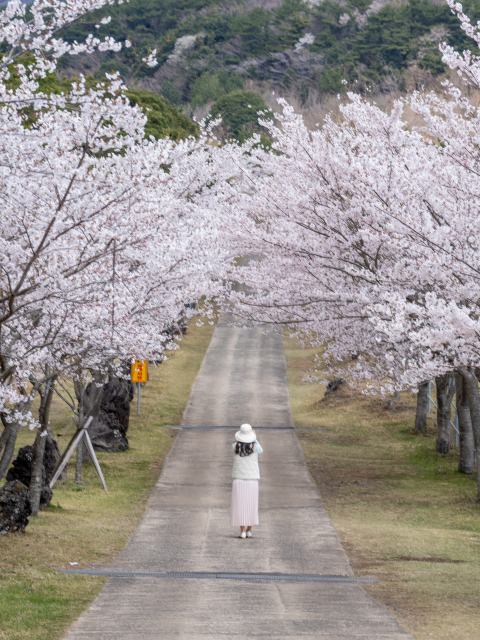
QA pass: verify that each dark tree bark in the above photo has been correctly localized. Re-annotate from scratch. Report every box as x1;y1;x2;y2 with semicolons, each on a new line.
30;433;47;516
457;367;480;500
435;373;455;454
0;421;11;455
75;439;84;483
30;374;57;515
454;373;475;474
0;421;21;479
415;382;429;433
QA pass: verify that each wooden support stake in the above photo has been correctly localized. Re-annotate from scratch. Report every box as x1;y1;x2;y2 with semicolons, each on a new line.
50;428;80;480
83;429;108;491
49;420;91;489
48;416;106;492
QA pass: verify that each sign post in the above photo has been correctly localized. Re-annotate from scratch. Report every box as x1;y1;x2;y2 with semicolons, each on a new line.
131;360;148;415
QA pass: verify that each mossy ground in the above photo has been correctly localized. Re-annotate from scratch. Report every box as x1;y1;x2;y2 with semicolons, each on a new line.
0;321;214;640
285;335;480;640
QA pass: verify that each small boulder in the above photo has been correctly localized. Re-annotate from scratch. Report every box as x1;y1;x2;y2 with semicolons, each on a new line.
89;380;133;452
89;412;129;452
39;483;53;510
6;445;34;485
6;443;54;510
100;380;134;433
0;480;32;534
44;431;65;482
324;378;346;396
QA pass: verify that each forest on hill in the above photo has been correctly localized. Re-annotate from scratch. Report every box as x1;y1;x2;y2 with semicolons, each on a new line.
57;0;480;120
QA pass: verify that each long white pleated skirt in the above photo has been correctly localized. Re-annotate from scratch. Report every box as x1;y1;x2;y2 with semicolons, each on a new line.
230;479;259;527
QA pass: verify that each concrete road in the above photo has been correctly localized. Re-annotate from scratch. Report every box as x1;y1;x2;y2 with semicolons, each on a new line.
63;323;413;639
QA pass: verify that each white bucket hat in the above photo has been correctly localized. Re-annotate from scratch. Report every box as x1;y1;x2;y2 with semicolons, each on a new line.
235;423;256;443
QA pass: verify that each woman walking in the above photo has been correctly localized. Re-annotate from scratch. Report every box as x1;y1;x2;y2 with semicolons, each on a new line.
230;423;263;539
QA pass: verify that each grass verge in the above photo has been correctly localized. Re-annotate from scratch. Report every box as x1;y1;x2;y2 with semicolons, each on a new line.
0;321;214;640
285;335;480;640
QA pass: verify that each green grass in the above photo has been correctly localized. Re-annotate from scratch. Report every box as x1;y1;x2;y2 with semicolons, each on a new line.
0;321;214;640
285;334;480;640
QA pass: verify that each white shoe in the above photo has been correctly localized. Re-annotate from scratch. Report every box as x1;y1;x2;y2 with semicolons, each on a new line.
240;531;246;539
246;531;252;538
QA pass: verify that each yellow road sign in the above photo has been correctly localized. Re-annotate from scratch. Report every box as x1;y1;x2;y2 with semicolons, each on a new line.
131;360;148;383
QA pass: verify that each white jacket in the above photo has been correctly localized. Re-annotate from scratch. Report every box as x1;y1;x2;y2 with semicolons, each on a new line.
232;442;263;480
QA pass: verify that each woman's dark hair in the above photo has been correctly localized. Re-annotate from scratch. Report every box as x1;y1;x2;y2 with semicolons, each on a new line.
235;442;255;456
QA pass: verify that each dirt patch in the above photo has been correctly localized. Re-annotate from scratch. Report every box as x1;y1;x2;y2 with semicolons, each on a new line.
317;386;358;407
367;399;413;413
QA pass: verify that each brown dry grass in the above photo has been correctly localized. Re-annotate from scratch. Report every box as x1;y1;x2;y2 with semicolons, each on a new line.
285;334;480;640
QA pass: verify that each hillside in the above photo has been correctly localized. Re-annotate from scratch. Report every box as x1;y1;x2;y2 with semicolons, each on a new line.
6;68;197;140
58;0;480;118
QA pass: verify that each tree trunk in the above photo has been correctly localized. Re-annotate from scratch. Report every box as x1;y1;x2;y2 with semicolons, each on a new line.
30;431;47;514
435;373;455;454
0;422;11;456
75;438;84;483
0;421;20;479
415;382;429;433
454;373;475;474
457;367;480;500
30;376;56;515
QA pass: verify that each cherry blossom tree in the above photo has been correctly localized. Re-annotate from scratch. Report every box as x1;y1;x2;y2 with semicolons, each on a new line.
0;78;233;484
0;0;234;488
222;96;446;386
218;1;480;498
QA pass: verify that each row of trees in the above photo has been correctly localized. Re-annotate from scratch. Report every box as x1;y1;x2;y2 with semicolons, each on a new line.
222;0;480;500
3;0;480;517
0;0;235;514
